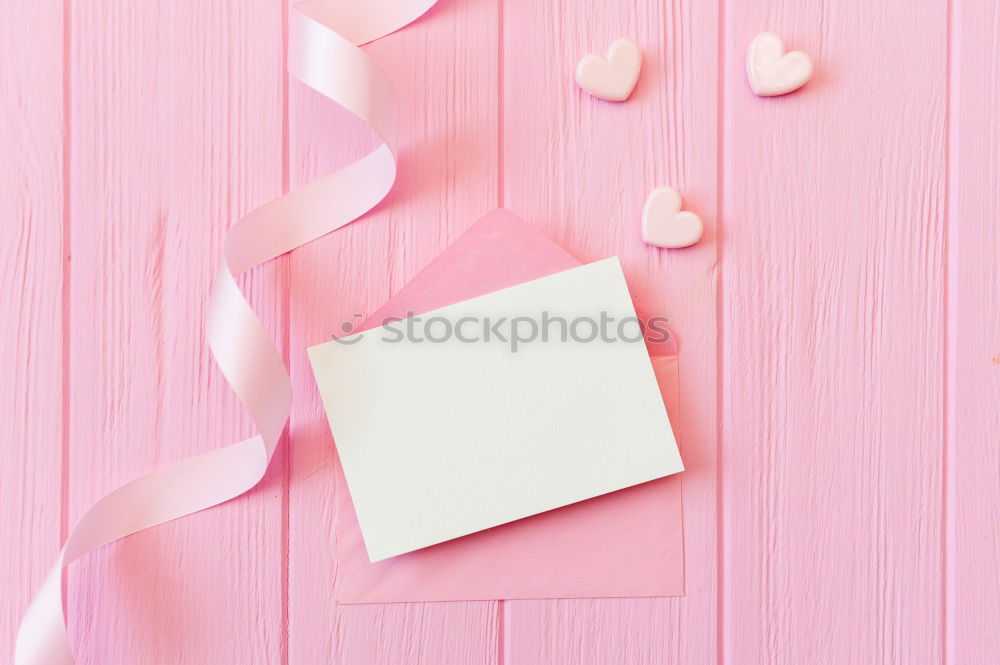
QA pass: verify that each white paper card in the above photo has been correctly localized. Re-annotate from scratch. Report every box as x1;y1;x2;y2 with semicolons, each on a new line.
308;257;683;561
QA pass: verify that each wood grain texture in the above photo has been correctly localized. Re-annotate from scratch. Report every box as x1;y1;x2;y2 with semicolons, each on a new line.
949;1;1000;662
6;0;1000;664
65;1;286;663
721;1;948;663
500;1;719;663
286;0;500;663
0;0;64;660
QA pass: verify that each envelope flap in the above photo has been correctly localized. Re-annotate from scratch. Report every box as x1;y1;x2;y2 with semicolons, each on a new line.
360;210;580;331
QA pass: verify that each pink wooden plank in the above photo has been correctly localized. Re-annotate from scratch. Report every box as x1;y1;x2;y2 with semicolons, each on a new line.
501;1;719;663
949;1;1000;662
722;2;947;663
286;1;500;663
66;1;286;663
0;0;65;658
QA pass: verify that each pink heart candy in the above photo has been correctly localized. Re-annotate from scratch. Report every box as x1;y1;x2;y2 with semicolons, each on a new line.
575;38;642;102
642;186;703;249
746;32;813;97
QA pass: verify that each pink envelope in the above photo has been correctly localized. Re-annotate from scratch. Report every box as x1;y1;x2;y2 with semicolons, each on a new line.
331;209;684;602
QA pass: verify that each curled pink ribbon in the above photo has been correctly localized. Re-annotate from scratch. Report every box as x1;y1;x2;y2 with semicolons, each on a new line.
15;1;439;662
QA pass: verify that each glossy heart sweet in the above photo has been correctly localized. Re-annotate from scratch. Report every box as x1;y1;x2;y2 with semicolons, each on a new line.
642;186;703;249
746;32;813;96
575;38;642;102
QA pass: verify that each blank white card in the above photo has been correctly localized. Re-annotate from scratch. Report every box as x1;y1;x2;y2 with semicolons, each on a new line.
308;257;683;561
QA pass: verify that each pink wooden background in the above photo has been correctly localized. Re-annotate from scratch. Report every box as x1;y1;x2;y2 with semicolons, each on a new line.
2;0;998;663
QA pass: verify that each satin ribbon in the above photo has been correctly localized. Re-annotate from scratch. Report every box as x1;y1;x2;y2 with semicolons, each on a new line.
15;2;438;662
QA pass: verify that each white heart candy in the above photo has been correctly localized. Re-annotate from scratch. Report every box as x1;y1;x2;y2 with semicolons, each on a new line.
575;38;642;102
746;32;813;96
642;186;703;249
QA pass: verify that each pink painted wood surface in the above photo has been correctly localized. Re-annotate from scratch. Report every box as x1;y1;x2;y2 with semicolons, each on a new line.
1;1;997;665
0;1;64;662
64;1;285;663
950;1;1000;662
721;1;948;663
